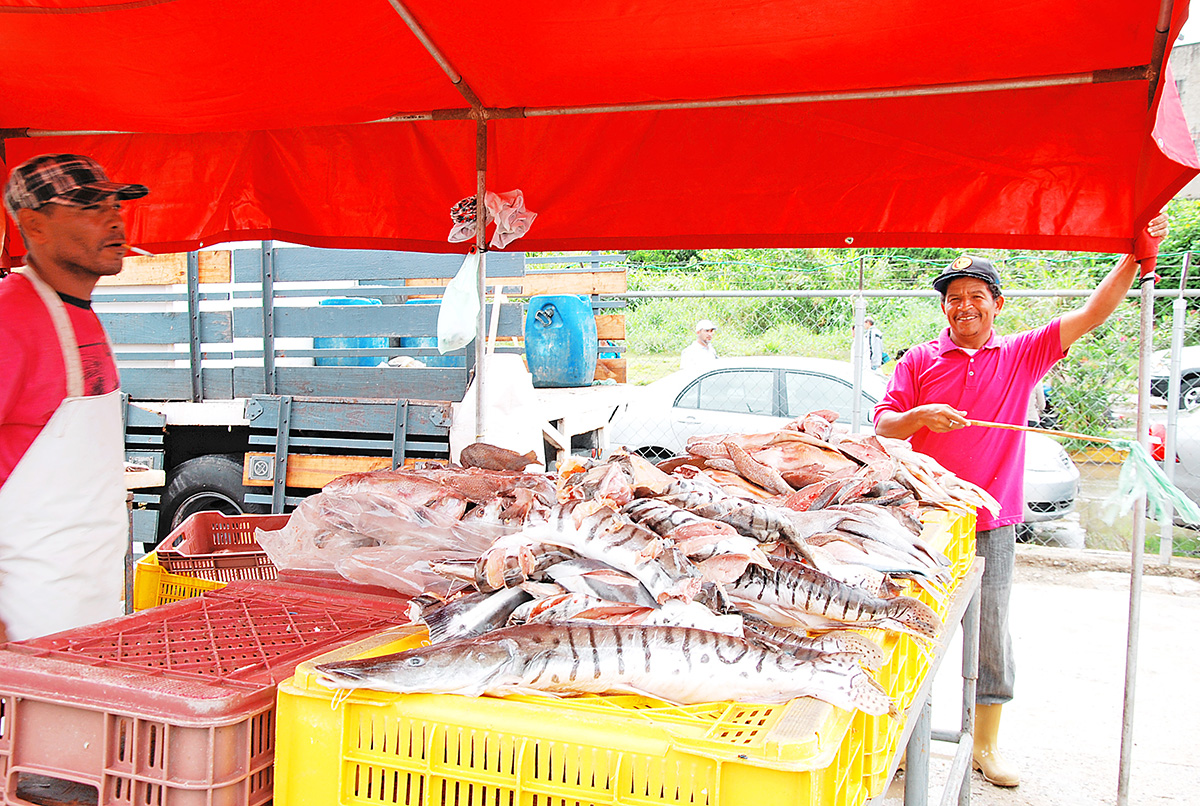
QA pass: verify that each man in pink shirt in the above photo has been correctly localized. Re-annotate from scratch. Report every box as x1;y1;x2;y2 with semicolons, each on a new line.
874;215;1168;787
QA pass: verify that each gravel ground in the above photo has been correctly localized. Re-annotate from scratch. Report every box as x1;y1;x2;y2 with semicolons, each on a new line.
877;546;1200;806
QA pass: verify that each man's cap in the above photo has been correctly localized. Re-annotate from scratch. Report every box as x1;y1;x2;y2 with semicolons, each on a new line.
932;255;1002;295
695;319;717;332
4;154;149;217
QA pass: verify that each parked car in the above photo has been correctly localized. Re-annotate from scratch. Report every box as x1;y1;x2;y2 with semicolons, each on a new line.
1154;411;1200;527
1150;345;1200;411
608;357;1079;523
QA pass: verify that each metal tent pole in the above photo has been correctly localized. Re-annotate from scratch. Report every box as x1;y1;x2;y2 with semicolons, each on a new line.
850;256;866;433
1160;251;1190;562
474;120;488;439
1117;271;1156;804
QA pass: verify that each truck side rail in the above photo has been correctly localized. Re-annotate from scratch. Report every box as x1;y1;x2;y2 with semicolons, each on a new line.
242;394;454;511
95;246;528;403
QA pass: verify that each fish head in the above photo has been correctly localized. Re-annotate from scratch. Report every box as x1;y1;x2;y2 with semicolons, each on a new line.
315;637;522;696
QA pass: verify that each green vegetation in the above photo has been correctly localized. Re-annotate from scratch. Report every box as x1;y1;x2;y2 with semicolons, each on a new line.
620;199;1200;447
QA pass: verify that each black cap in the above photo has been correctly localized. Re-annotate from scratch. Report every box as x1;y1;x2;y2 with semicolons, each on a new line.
932;255;1001;295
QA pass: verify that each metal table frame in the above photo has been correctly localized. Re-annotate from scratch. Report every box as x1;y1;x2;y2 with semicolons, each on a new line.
868;559;983;806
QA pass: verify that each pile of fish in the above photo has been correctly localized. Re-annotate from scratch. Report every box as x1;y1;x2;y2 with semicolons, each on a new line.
265;412;997;715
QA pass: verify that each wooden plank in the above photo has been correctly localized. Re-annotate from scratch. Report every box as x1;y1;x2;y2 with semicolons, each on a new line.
120;367;235;401
100;310;233;344
522;270;627;296
245;395;453;437
234;302;522;339
267;366;468;403
594;358;627;383
595;314;625;340
270;248;525;282
408;269;627;296
99;251;231;286
242;452;392;487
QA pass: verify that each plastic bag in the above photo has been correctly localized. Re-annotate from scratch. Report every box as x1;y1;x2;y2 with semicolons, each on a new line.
446;190;537;249
254;487;509;572
485;190;537;249
1102;439;1200;524
437;250;480;354
450;353;546;469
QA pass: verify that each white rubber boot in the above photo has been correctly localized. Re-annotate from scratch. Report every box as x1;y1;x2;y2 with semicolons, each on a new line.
972;703;1020;787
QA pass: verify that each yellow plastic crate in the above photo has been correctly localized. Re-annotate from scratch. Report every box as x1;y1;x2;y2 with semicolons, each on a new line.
273;512;977;806
132;551;227;610
856;509;978;796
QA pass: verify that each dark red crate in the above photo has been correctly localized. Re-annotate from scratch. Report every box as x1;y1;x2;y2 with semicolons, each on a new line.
0;580;412;806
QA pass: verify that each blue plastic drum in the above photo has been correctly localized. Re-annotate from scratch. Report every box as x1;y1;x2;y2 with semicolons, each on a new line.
400;299;466;368
524;294;598;388
314;298;387;367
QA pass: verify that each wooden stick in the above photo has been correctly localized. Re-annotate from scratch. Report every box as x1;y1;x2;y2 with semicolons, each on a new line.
966;419;1116;445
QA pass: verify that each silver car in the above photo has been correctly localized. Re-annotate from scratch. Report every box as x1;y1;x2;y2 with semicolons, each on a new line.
1153;410;1200;526
1150;345;1200;411
608;356;1079;523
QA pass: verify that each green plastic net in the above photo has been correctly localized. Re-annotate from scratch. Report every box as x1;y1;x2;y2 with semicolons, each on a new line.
1102;439;1200;525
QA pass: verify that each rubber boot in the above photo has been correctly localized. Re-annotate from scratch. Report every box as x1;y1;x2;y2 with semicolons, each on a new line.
972;703;1020;787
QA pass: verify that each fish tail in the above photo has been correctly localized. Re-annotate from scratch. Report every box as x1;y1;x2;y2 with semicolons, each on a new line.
885;597;942;638
849;669;895;717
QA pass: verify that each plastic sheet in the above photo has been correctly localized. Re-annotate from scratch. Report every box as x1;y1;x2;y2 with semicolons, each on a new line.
1102;439;1200;525
255;489;518;594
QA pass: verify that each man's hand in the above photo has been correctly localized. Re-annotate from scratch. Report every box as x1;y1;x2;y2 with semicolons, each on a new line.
875;403;970;439
912;404;971;433
1134;213;1169;276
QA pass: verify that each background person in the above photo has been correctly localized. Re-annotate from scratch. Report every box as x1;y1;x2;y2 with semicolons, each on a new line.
865;316;885;370
681;319;718;370
872;214;1167;788
0;153;149;641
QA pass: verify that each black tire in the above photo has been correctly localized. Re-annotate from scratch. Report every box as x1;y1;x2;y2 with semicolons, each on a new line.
157;454;267;543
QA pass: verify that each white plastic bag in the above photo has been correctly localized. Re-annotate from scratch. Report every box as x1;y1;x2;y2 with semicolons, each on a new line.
450;353;546;470
437;250;481;354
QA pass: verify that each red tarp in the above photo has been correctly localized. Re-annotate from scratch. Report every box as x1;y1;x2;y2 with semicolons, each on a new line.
1;0;1198;259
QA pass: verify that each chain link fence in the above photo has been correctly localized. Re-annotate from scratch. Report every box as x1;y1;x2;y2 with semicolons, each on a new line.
600;250;1200;559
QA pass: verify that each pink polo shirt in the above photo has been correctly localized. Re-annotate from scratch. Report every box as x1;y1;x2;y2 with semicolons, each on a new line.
874;320;1066;531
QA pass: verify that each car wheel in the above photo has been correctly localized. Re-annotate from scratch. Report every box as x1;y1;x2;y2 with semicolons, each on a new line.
157;455;267;544
1015;523;1035;543
1181;377;1200;412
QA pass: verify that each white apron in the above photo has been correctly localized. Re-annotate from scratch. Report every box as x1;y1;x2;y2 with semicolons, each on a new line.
0;267;126;640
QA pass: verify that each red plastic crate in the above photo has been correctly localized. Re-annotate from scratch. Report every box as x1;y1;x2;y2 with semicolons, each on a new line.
155;512;290;583
0;580;413;806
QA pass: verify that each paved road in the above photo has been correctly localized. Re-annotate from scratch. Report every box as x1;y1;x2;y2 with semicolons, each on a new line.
879;547;1200;806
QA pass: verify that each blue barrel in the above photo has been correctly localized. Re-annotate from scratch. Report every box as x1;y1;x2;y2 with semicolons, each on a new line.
314;298;388;367
400;300;465;368
525;294;598;388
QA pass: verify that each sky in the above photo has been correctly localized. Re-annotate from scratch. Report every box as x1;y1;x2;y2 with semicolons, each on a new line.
1183;16;1199;44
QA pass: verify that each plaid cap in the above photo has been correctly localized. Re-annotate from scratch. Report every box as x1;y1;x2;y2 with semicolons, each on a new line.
4;154;148;217
932;254;1002;295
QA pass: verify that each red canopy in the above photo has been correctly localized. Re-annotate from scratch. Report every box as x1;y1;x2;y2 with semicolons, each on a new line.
2;0;1197;259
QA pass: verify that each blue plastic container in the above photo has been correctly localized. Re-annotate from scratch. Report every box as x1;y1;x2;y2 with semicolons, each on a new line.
525;294;598;388
314;298;388;367
400;300;465;368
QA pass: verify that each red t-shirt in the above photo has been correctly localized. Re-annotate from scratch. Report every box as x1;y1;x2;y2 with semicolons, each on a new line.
0;273;120;485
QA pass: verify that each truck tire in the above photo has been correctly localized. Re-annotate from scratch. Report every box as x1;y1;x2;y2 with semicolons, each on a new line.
157;454;268;542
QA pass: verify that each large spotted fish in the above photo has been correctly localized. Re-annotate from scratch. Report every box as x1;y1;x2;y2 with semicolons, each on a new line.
315;623;895;715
